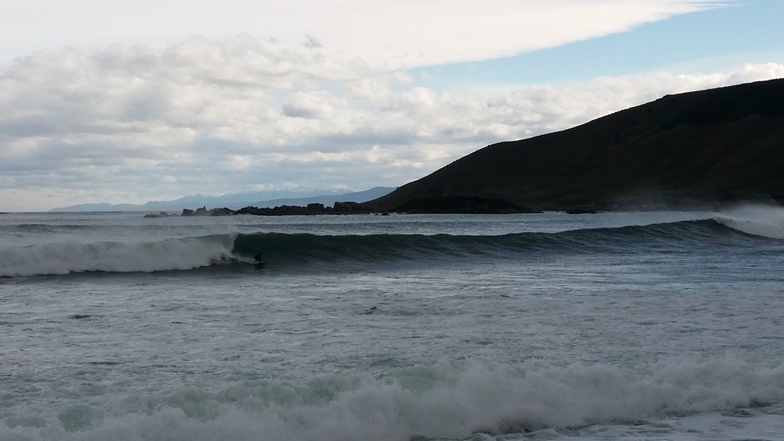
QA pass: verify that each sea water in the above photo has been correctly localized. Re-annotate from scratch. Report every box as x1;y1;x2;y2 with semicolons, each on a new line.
1;207;784;440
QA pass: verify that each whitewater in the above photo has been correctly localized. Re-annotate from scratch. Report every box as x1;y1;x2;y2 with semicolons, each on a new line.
2;207;784;440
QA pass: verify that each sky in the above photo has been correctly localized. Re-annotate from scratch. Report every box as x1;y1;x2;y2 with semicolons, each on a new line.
1;0;783;211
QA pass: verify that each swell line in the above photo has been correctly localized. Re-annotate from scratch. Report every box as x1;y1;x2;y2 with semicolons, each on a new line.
1;218;775;278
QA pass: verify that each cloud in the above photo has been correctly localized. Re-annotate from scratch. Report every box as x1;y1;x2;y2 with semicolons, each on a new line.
282;91;345;119
1;34;782;211
0;1;726;69
304;35;323;49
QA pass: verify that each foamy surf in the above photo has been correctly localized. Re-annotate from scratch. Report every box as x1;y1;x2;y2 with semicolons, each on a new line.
714;203;784;239
1;358;783;441
0;233;237;277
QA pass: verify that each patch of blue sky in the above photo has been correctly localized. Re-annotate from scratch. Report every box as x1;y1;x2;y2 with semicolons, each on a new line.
409;1;784;91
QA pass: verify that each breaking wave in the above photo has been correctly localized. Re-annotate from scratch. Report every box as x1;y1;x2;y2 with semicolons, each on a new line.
0;234;237;277
2;215;781;278
2;357;783;441
714;203;784;239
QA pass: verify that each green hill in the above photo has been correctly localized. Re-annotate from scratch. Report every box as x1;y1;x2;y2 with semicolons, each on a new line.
373;78;784;212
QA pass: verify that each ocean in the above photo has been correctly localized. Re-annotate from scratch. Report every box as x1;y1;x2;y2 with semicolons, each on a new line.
2;207;784;441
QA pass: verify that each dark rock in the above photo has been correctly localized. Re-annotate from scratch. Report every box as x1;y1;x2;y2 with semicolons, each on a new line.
234;201;374;216
565;205;599;214
397;197;538;214
333;201;374;214
144;211;173;218
209;207;233;216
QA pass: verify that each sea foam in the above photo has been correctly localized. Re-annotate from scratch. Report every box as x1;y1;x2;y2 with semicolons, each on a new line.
2;357;783;441
0;233;237;277
715;203;784;239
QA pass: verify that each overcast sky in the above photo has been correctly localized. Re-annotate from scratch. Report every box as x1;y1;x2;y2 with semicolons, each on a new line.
2;0;783;211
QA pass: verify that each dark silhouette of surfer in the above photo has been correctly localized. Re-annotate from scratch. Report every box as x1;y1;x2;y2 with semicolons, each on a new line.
254;252;266;269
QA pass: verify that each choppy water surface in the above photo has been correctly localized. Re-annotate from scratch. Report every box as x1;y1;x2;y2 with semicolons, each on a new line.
2;207;784;440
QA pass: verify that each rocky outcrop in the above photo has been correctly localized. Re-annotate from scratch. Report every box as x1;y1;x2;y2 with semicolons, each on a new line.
143;211;175;218
394;197;538;214
181;206;234;216
179;201;384;216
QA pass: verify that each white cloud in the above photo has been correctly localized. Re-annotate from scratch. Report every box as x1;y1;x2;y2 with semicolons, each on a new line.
0;34;782;211
1;1;724;69
282;91;345;119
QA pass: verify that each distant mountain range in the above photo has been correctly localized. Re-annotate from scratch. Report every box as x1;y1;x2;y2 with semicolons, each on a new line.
52;187;395;212
372;78;784;212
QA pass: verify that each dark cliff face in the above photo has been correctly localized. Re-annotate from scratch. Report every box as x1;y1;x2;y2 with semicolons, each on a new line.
373;78;784;211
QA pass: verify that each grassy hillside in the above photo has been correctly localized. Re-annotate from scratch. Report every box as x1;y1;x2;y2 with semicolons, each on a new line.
373;78;784;211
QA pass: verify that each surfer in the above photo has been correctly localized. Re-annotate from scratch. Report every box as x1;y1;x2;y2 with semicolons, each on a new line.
254;252;266;268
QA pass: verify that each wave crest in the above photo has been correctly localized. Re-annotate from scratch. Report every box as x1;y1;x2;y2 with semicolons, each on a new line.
0;234;236;277
3;216;776;277
714;204;784;239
